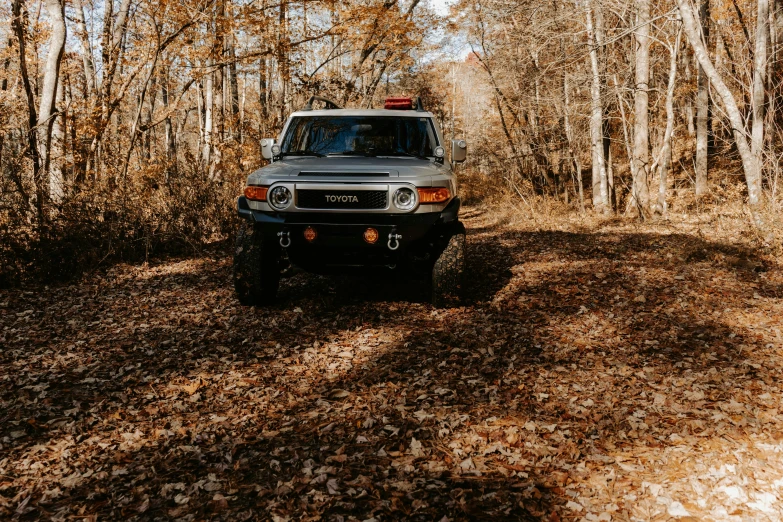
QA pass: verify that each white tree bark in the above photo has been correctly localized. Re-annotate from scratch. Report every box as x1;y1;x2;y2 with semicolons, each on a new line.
73;0;96;97
203;62;214;166
678;0;762;208
50;78;65;204
655;26;682;215
37;0;66;205
751;0;769;174
632;0;651;218
586;0;609;213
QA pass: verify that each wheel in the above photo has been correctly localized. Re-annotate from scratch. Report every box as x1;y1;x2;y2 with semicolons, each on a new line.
233;222;280;306
431;229;466;308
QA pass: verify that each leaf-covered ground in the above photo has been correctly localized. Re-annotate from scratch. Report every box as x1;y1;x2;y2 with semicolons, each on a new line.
2;207;783;521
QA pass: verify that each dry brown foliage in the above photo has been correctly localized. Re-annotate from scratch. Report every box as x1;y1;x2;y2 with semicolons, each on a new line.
2;200;782;520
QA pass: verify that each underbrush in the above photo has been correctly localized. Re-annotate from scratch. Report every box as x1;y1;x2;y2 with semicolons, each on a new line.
3;161;780;288
0;158;245;288
461;166;783;257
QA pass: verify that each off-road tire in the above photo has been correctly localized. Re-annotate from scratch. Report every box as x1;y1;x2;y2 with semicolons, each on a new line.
432;231;466;308
233;222;280;306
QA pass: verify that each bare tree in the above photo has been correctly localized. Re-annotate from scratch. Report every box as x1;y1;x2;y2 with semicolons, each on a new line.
632;0;651;218
751;0;769;180
655;23;683;215
695;0;710;198
678;0;762;211
37;0;66;206
586;0;610;213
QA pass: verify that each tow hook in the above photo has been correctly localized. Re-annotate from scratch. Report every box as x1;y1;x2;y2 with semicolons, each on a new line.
277;229;291;248
387;229;402;251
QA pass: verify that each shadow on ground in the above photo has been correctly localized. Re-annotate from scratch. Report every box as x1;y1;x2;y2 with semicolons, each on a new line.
0;219;778;520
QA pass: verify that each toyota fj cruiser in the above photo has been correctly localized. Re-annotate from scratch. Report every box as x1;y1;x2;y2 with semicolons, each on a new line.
234;96;467;307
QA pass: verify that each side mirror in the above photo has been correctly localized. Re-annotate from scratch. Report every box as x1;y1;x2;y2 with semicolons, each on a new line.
451;139;467;163
261;139;278;160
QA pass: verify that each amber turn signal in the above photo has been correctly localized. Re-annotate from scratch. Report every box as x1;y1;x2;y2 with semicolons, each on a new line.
303;227;317;242
363;227;379;244
244;185;269;201
417;187;451;204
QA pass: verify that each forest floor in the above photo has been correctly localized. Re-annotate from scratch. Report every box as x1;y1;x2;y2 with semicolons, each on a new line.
2;203;783;521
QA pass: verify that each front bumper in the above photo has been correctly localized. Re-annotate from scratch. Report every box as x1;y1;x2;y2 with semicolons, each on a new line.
237;196;461;271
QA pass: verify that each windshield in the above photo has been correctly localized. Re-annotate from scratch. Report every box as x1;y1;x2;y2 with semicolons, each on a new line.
280;116;439;157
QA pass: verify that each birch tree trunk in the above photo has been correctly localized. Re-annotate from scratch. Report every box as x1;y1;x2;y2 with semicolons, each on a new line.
37;0;66;208
203;62;214;166
678;0;763;210
695;0;710;198
656;26;682;215
50;78;65;204
73;0;96;98
586;0;610;213
751;0;769;178
632;0;651;218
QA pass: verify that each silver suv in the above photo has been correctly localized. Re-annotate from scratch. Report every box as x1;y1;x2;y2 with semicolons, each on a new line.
234;96;467;307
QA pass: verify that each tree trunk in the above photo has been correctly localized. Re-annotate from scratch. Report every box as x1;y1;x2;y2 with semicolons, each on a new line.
656;26;682;215
37;0;66;211
162;75;176;175
678;0;763;210
586;0;609;213
632;0;651;219
203;62;214;166
278;0;289;123
695;0;710;198
73;0;96;97
10;0;37;211
228;35;240;141
50;78;65;204
259;57;268;121
751;0;769;181
682;45;695;136
562;71;584;212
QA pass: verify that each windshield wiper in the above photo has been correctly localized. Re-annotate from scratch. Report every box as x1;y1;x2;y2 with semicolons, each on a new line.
327;150;376;157
281;150;325;157
376;151;429;160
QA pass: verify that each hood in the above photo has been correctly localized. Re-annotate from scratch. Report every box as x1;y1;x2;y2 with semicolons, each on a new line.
247;156;447;184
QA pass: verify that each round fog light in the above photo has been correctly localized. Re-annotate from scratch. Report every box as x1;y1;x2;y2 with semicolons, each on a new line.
393;188;416;211
434;146;445;158
303;227;317;242
364;228;379;244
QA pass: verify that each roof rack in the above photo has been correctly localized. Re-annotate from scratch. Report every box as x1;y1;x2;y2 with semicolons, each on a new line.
302;95;342;111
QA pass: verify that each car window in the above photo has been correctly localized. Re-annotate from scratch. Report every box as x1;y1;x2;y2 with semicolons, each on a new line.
281;116;438;157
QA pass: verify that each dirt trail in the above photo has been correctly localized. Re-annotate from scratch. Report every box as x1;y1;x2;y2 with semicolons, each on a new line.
2;208;783;520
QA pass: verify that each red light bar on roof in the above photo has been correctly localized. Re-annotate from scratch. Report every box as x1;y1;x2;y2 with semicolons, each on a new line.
384;97;414;110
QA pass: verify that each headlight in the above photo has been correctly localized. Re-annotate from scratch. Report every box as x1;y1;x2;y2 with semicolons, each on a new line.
268;186;292;210
393;188;417;211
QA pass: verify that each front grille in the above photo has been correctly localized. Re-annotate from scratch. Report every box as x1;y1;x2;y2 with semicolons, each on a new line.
297;190;388;210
